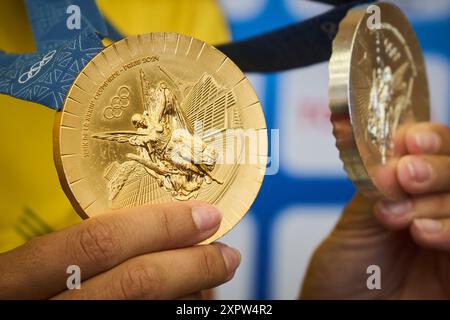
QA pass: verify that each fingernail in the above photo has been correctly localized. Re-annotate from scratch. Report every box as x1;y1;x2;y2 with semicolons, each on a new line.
414;132;440;153
219;245;241;274
405;157;433;182
414;219;443;234
379;200;411;216
192;205;221;232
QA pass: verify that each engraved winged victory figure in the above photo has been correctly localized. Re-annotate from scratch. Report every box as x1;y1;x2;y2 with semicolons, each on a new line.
366;60;413;164
92;68;226;203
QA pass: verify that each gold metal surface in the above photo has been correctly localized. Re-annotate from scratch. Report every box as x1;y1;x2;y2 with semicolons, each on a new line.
54;33;267;243
329;2;429;199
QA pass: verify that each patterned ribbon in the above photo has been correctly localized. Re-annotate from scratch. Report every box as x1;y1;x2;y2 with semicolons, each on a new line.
0;0;370;110
217;0;372;72
0;0;105;110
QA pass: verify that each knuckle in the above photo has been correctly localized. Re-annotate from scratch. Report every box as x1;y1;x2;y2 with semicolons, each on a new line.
434;123;450;135
155;208;176;245
117;261;162;299
438;256;450;295
443;194;450;211
22;235;48;268
71;220;121;265
24;235;45;256
444;126;450;141
445;158;450;182
198;246;227;283
412;122;434;133
435;194;449;213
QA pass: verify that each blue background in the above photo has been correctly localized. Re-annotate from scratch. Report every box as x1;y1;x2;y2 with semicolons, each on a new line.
219;0;450;299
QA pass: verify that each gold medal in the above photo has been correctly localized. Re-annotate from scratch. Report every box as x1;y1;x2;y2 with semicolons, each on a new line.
54;33;267;243
329;3;430;199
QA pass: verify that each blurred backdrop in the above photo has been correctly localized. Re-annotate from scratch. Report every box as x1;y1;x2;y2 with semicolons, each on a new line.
0;0;449;300
215;0;450;299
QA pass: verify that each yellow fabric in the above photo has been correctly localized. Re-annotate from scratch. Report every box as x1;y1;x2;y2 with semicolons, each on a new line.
0;0;229;252
97;0;229;44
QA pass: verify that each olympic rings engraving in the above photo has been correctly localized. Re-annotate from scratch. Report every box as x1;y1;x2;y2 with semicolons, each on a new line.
18;50;57;84
103;86;131;119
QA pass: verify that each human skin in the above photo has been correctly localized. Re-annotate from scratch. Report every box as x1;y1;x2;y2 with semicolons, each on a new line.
301;122;450;299
0;201;240;299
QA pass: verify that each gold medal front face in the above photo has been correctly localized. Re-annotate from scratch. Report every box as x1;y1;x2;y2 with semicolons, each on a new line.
330;3;429;199
54;33;267;243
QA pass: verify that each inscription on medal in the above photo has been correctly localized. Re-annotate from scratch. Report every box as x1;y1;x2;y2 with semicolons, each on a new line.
55;33;267;244
365;28;416;164
92;68;227;201
103;86;130;120
81;56;159;158
329;3;429;199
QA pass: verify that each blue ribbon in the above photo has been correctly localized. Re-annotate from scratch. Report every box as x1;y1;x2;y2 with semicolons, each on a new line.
0;0;370;110
0;0;105;110
217;0;372;72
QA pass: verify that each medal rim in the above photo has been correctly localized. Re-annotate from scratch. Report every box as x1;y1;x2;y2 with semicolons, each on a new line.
53;32;268;243
329;2;430;200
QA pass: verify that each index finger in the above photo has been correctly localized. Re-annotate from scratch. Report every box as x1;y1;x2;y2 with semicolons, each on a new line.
404;122;450;155
0;201;222;299
371;122;450;199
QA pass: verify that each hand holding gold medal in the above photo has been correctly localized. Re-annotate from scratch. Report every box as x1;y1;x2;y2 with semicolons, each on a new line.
54;33;267;244
329;2;430;200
